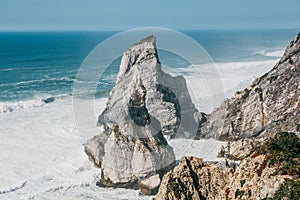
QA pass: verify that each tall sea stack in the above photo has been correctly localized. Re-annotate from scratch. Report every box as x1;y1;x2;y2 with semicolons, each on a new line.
84;36;200;188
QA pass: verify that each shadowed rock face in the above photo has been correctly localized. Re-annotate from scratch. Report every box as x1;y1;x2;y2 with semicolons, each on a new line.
84;36;200;188
99;35;200;138
200;32;300;141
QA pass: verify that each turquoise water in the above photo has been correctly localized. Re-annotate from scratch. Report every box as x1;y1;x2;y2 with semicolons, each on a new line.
0;29;297;102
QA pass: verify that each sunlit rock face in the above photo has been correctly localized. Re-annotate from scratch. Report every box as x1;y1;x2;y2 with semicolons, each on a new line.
200;32;300;141
84;35;200;188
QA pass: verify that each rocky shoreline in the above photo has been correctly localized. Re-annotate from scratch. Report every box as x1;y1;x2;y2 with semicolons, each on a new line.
84;32;300;199
154;32;300;200
155;132;300;199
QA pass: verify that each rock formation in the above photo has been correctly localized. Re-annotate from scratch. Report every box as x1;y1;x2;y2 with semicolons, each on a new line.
155;156;229;200
155;32;300;200
200;32;300;141
99;35;200;139
155;154;294;200
84;36;200;188
156;132;300;199
138;174;161;195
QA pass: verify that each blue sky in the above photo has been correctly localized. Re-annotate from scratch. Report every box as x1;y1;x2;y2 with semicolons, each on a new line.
1;0;300;31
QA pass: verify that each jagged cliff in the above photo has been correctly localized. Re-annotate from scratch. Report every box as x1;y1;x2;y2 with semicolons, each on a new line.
200;32;300;141
155;154;296;200
155;32;300;200
155;132;300;200
84;36;200;188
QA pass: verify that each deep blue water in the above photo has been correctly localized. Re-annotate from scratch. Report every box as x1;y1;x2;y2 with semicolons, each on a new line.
0;29;297;102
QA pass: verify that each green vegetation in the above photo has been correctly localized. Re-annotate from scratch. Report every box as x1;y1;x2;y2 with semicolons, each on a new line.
240;179;246;187
258;132;300;176
263;180;300;200
242;88;250;99
254;87;263;101
235;189;245;198
113;124;120;133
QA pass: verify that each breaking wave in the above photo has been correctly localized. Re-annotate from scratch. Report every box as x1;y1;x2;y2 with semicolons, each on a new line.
0;96;59;113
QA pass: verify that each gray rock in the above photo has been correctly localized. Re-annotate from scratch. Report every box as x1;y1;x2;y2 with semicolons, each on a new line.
84;35;199;188
99;35;200;138
200;32;300;141
138;174;161;195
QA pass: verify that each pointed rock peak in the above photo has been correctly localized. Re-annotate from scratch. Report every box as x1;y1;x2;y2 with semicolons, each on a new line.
117;35;160;84
279;32;300;63
127;35;157;55
130;35;156;48
84;36;201;189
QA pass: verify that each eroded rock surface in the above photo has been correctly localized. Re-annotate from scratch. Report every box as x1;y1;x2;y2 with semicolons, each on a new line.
200;32;300;141
156;32;300;200
155;155;292;200
84;36;200;188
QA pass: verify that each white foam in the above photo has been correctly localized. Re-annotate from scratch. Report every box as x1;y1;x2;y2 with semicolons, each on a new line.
0;95;68;113
265;50;284;57
0;68;14;72
0;99;45;113
0;59;279;199
164;59;278;113
169;138;226;161
0;97;146;200
252;50;284;57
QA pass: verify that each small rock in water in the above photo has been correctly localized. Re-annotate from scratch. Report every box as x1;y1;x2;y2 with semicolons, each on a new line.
42;97;55;104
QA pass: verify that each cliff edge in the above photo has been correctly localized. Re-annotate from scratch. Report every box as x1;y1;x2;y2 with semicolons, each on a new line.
200;32;300;141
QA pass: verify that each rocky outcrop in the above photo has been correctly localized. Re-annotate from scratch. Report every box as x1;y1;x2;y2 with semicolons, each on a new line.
155;155;294;200
84;36;200;188
155;156;230;200
217;138;267;161
156;132;300;199
156;33;300;200
200;32;300;141
98;35;200;139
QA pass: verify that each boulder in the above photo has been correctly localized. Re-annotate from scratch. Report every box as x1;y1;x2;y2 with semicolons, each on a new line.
138;174;161;195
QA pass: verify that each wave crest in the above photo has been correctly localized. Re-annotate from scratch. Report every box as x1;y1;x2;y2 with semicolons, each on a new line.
0;96;57;113
252;50;284;58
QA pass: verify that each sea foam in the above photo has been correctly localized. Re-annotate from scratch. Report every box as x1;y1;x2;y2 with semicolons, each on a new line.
0;59;280;199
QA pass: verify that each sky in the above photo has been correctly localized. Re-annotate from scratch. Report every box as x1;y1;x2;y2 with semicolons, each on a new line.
1;0;300;31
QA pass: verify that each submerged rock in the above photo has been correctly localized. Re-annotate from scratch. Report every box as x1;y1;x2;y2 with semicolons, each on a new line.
200;32;300;141
84;36;200;188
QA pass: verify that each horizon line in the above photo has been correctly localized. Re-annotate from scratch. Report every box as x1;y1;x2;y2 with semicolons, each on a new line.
0;27;299;33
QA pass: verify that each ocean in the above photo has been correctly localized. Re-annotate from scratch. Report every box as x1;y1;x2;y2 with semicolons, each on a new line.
0;29;295;103
0;29;297;199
